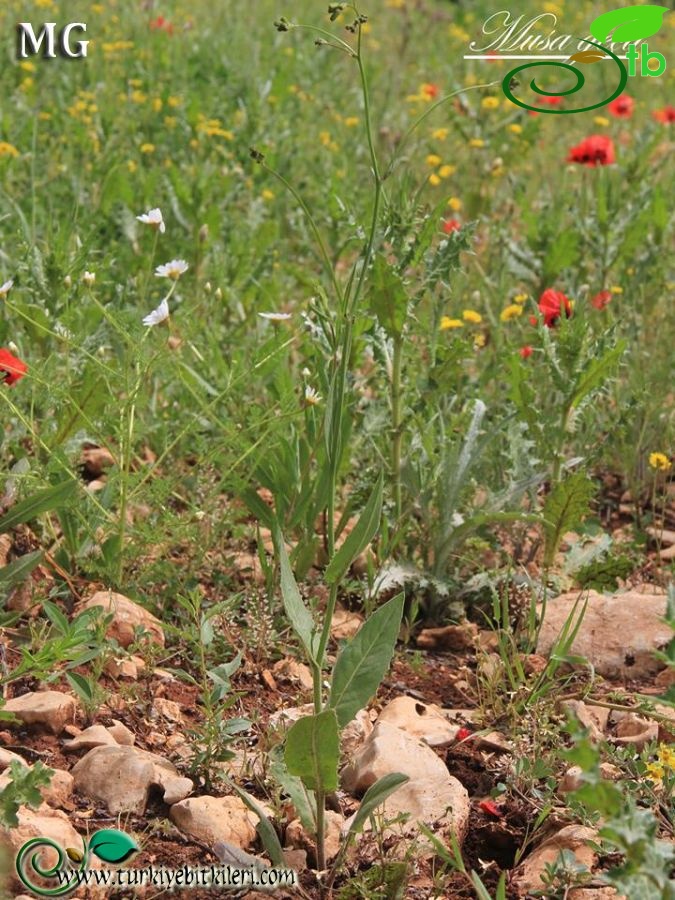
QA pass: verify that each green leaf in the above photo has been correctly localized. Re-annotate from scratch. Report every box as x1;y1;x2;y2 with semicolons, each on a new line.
346;772;409;838
42;600;69;635
0;550;43;594
285;709;340;794
269;754;316;832
329;592;404;727
66;672;95;703
88;829;139;864
369;256;408;338
542;228;579;282
229;783;286;867
325;473;382;585
0;480;77;534
569;342;625;411
590;5;668;43
542;473;595;569
274;529;316;661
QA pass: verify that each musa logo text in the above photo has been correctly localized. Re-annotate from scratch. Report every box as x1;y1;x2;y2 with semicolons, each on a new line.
465;5;668;114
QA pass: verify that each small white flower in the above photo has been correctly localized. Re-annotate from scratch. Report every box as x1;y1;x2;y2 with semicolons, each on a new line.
8;341;19;353
0;279;14;298
82;271;96;286
214;287;223;301
258;312;292;322
301;367;311;378
155;259;188;280
142;297;170;327
137;207;166;234
64;275;72;288
304;386;322;406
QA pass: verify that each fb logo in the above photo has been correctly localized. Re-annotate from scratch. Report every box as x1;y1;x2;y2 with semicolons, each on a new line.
16;22;89;60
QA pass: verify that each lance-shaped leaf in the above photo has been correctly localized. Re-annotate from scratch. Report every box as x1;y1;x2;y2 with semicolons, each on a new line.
345;772;409;839
274;528;316;661
88;829;139;864
325;473;383;585
0;480;77;534
329;592;404;727
590;5;668;43
228;783;286;867
285;709;339;794
0;550;43;592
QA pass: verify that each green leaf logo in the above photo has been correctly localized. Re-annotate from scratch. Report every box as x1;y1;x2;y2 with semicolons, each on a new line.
568;50;606;65
590;5;668;44
88;829;139;864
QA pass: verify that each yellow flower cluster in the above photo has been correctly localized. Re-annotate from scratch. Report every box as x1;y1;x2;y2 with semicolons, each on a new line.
319;131;339;152
645;744;675;782
500;305;523;322
427;154;456;186
66;91;98;125
649;452;672;472
196;115;234;140
101;40;134;57
0;142;20;158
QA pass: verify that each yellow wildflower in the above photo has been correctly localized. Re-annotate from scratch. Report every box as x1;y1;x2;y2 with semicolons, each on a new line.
469;138;485;148
594;116;610;127
463;310;482;324
649;453;672;472
500;305;523;322
344;117;359;127
429;174;441;186
447;197;462;211
440;317;463;330
514;293;528;304
432;128;449;141
439;164;456;178
482;97;500;110
508;123;523;135
261;189;275;201
0;142;20;158
140;143;155;154
426;154;442;167
610;286;623;294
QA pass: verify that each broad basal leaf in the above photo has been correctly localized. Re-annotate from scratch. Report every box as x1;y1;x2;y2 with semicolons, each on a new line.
285;709;339;794
329;592;404;727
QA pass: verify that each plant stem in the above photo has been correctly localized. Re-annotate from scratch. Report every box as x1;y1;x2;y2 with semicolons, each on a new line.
391;332;403;524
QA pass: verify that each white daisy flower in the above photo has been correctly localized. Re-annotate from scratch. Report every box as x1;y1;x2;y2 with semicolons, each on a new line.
137;208;166;234
304;386;322;406
155;259;188;280
258;312;292;322
0;279;14;298
142;297;170;327
82;271;96;286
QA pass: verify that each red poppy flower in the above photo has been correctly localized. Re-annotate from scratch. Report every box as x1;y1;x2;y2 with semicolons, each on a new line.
479;799;504;818
653;105;675;124
422;83;440;99
538;289;572;327
607;95;634;119
527;95;563;116
529;315;539;326
442;218;461;235
0;348;28;386
567;134;615;167
591;290;612;310
149;15;174;34
456;727;472;742
519;345;533;359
